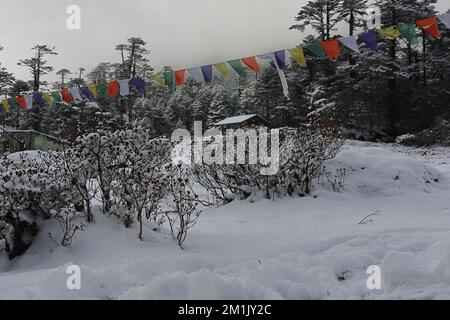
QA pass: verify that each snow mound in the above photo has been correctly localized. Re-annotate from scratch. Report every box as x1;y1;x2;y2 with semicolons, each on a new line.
325;145;443;196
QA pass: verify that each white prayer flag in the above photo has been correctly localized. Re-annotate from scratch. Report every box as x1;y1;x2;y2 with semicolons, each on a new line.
338;36;360;54
70;87;83;103
24;95;33;109
118;79;130;97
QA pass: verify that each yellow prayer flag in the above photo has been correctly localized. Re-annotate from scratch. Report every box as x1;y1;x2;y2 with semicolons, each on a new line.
88;85;98;98
378;27;401;39
2;99;11;113
153;73;165;87
214;63;231;78
288;47;307;68
43;92;52;105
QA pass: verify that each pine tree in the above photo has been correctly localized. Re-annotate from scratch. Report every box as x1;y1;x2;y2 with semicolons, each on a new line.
290;0;341;40
207;84;230;128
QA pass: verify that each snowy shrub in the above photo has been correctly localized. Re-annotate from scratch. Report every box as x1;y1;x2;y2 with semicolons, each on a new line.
280;120;344;195
165;164;201;249
74;131;117;215
48;208;84;247
52;147;99;223
318;166;347;193
191;121;344;202
191;163;259;204
0;152;84;258
112;131;171;240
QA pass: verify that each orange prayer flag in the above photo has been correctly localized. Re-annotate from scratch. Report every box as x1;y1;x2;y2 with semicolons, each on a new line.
241;56;261;73
60;88;73;103
175;70;186;86
16;96;27;109
108;81;119;97
321;39;341;61
416;16;441;39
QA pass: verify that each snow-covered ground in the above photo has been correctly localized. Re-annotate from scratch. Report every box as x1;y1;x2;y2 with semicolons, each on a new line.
1;140;450;300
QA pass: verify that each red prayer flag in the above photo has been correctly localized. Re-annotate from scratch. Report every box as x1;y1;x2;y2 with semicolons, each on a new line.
416;16;441;39
60;88;73;103
241;56;261;73
16;96;27;109
108;81;119;97
175;70;186;86
322;39;341;61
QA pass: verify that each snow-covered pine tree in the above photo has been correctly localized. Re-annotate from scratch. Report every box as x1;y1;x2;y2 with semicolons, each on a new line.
207;84;230;128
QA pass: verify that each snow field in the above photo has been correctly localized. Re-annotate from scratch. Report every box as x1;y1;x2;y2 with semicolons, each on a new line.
1;141;450;299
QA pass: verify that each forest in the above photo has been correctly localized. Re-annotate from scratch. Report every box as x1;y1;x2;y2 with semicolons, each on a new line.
0;0;448;144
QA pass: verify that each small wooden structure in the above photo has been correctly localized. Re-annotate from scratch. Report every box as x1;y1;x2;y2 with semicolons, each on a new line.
215;114;271;130
0;127;62;154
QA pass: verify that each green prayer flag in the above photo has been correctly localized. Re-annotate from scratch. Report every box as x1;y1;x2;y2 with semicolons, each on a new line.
8;98;18;110
228;59;247;77
398;23;419;45
97;83;108;97
305;42;325;58
163;71;174;88
51;91;62;103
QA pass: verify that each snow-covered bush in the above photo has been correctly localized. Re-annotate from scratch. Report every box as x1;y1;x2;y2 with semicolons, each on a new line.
191;163;260;204
191;121;344;202
165;164;202;249
280;120;344;195
74;131;117;215
112;131;171;240
0;152;84;257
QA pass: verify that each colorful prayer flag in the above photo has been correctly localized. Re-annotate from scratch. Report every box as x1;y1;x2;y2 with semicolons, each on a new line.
275;50;287;70
305;42;326;58
8;98;18;110
322;39;341;61
201;65;213;83
24;95;33;110
33;92;45;107
108;81;120;97
175;70;186;86
228;60;247;77
416;16;441;39
1;99;10;113
81;87;95;102
338;36;360;53
60;89;73;103
288;47;307;68
118;79;130;96
131;77;145;94
186;68;204;83
70;87;83;103
16;96;27;110
163;71;174;88
398;23;419;45
43;92;52;105
359;31;379;52
241;56;261;73
378;27;401;39
51;91;62;103
88;85;98;98
97;83;108;97
214;63;231;78
153;73;165;87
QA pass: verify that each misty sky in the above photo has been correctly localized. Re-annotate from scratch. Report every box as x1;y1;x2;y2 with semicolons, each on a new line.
1;0;448;85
